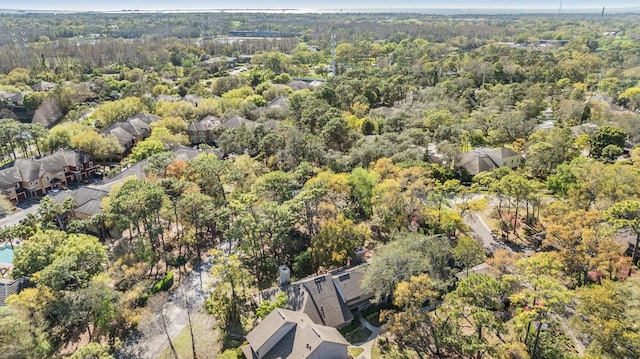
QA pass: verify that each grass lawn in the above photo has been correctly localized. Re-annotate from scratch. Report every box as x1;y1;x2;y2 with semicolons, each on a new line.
158;310;220;359
349;346;365;358
362;303;392;327
343;326;372;344
371;341;382;359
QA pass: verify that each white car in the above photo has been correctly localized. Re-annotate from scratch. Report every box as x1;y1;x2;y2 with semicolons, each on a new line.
47;189;61;196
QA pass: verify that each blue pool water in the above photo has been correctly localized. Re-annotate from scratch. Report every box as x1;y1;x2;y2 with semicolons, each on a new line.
0;247;14;264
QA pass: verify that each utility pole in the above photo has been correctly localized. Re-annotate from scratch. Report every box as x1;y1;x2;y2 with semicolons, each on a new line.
330;29;336;76
558;0;562;14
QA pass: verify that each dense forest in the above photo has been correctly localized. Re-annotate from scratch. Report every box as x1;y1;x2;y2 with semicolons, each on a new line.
1;9;640;359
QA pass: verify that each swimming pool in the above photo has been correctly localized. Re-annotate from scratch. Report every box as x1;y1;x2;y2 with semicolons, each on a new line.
0;247;14;264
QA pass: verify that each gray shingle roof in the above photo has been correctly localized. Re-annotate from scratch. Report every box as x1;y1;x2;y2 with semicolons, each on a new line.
130;112;161;124
103;127;134;147
257;264;373;329
13;159;41;182
455;152;498;176
36;150;88;173
187;115;221;132
243;309;348;359
222;116;255;129
0;167;21;190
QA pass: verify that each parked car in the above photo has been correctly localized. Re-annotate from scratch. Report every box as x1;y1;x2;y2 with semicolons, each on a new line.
47;189;61;196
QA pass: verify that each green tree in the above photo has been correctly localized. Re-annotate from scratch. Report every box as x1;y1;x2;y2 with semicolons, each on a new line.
206;250;254;341
92;97;146;129
605;200;640;264
590;126;627;159
362;233;452;301
0;306;51;359
69;343;113;359
346;167;380;218
130;139;165;162
311;213;370;269
452;236;486;276
574;277;640;358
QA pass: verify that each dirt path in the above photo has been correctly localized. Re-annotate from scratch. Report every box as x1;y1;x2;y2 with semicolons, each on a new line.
115;260;215;359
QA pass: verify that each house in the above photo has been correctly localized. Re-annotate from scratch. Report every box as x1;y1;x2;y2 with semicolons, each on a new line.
54;187;109;219
287;80;312;91
102;126;135;151
171;145;224;161
187;115;221;145
257;97;289;119
1;278;31;306
570;123;599;138
242;309;349;359
455;147;522;176
256;264;374;329
30;81;56;92
0;150;97;202
221;116;255;130
99;112;160;153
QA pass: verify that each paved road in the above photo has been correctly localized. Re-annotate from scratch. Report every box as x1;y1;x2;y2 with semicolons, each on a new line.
0;202;40;229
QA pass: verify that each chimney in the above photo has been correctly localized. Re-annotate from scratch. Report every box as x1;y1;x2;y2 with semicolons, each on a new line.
278;265;291;286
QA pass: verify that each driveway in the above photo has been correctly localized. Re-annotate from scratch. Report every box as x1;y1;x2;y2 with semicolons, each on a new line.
115;259;215;359
464;213;506;253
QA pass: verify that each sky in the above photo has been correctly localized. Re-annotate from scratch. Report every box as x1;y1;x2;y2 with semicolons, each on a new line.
5;1;640;12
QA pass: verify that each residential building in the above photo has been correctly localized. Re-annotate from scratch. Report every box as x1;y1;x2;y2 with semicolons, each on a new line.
455;147;522;176
100;112;160;153
187;115;221;145
242;308;349;359
256;264;374;329
0;150;97;202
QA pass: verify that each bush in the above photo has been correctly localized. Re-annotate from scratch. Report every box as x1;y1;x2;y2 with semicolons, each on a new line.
139;271;174;305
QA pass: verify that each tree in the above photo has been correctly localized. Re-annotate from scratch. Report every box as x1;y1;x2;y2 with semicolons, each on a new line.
574;277;640;358
92;97;146;129
525;127;579;178
445;274;512;359
129;139;165;162
0;194;13;217
605;200;640;264
362;233;452;301
12;230;67;278
590;126;627;160
69;343;113;359
0;306;51;359
452;236;486;276
145;151;177;178
346;167;380;218
311;213;370;269
206;250;254;344
384;273;454;358
36;234;109;291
